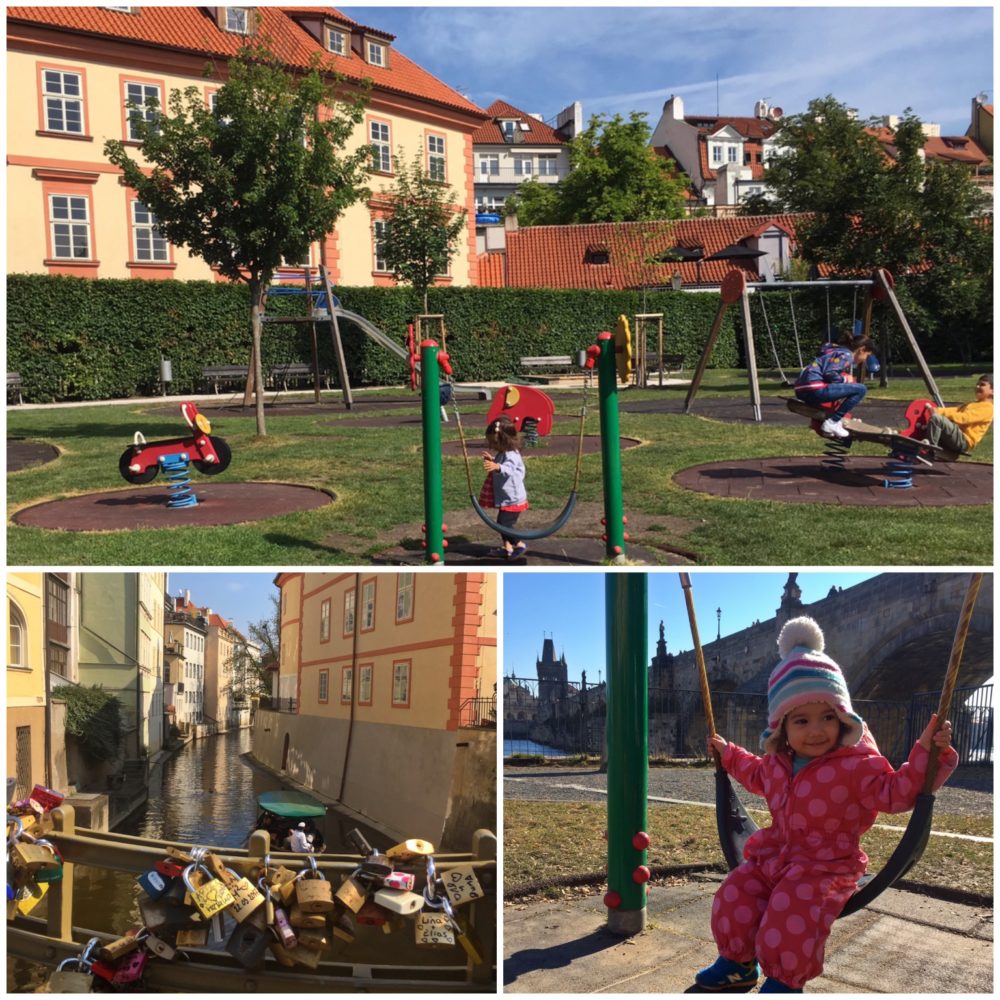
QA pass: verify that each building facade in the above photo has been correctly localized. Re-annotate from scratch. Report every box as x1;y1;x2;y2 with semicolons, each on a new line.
255;571;497;848
7;6;488;286
164;598;207;734
137;572;165;756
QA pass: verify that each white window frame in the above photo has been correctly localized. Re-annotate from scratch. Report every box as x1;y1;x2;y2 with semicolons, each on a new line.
42;69;84;135
9;602;26;668
319;599;330;642
343;589;355;634
318;669;329;702
712;144;722;163
396;574;414;622
359;664;373;705
392;661;410;706
49;194;91;259
125;81;160;141
727;145;739;163
513;154;533;177
131;200;169;262
370;120;391;173
326;27;347;55
373;219;389;273
341;665;354;703
361;580;376;630
479;154;500;177
225;7;251;34
427;134;446;182
536;154;558;177
367;40;387;67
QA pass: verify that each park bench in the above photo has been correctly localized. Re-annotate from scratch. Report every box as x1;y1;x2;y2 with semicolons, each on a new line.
7;372;23;405
201;365;249;393
518;355;579;380
645;352;685;374
268;362;331;391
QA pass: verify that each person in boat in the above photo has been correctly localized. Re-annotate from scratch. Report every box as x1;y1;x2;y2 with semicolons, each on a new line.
693;616;957;994
793;335;874;439
288;821;314;853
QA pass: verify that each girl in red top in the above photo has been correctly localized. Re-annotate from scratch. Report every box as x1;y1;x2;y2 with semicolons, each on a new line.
694;616;957;993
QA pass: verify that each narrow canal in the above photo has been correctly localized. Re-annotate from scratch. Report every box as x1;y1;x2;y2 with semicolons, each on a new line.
9;728;389;990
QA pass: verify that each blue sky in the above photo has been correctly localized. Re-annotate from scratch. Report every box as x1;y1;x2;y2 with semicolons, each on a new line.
167;572;279;639
343;5;992;136
503;571;880;684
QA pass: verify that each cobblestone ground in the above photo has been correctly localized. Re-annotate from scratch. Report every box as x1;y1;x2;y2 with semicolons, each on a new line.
504;764;993;818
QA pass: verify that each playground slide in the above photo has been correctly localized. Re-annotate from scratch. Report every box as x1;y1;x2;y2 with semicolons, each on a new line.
329;307;410;364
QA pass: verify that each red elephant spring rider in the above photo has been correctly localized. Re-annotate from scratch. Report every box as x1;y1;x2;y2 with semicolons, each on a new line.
118;402;232;508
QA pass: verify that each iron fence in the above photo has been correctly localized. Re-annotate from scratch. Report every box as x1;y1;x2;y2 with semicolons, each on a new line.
459;695;497;729
503;676;992;766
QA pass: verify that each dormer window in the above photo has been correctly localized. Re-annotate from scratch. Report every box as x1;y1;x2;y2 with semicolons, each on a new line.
326;27;347;55
366;40;387;67
103;5;135;12
224;7;252;35
585;244;610;266
500;120;517;143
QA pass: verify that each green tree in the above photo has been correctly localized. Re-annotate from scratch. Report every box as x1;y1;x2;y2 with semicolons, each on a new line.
104;40;372;436
380;148;468;313
506;112;689;225
246;595;281;700
747;96;991;359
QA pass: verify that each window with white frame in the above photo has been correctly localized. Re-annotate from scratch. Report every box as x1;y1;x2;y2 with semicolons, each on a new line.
728;145;738;163
42;69;84;134
131;201;168;262
9;602;26;668
476;194;504;213
370;120;391;172
427;135;446;182
125;81;160;140
343;589;355;634
320;599;330;641
359;664;373;705
712;144;722;163
537;154;558;176
499;120;517;143
361;580;375;630
513;154;533;177
396;574;414;622
341;665;353;702
367;40;386;67
479;154;499;177
373;219;388;272
225;7;251;34
318;669;329;702
49;195;90;259
392;661;410;706
326;27;347;55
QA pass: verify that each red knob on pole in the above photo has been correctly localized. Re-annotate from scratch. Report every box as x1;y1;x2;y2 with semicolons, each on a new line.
632;831;650;851
632;865;650;884
603;890;621;909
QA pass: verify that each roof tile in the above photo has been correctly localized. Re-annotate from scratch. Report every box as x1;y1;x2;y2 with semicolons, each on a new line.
472;99;570;145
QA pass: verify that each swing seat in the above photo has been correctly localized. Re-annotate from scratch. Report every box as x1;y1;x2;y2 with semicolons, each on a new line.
470;491;578;542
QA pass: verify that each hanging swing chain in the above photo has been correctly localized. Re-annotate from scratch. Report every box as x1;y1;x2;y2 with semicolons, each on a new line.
924;572;983;793
679;573;722;768
756;291;788;383
787;290;804;368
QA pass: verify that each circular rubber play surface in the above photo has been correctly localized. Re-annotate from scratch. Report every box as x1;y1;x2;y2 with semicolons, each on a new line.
11;482;335;531
7;440;60;473
674;456;992;507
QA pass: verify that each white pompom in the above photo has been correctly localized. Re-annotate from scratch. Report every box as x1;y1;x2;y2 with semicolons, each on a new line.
778;616;824;656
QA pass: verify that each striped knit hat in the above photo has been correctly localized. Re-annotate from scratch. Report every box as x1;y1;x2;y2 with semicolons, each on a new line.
761;616;864;753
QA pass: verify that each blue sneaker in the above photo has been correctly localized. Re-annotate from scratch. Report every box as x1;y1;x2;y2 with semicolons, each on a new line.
694;955;760;991
758;978;802;993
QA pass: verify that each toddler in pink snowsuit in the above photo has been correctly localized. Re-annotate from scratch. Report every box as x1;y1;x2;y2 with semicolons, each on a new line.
696;616;958;993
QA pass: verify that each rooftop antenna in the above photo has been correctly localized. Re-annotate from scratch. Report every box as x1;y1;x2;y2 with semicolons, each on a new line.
716;73;719;115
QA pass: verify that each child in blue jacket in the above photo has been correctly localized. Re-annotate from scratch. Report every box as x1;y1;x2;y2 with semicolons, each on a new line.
794;336;874;438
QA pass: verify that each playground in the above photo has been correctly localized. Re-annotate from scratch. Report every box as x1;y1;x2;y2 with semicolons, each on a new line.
6;367;992;567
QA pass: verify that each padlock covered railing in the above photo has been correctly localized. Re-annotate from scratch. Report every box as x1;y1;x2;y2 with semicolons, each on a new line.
8;805;496;991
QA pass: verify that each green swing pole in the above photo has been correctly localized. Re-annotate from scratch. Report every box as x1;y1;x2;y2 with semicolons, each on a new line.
604;572;648;935
420;339;447;565
596;332;627;563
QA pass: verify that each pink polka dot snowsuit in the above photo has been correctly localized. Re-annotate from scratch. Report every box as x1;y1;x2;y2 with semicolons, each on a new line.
712;738;958;988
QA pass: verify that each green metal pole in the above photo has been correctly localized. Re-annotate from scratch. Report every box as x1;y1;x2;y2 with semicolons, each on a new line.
420;339;446;565
605;572;648;935
597;332;627;563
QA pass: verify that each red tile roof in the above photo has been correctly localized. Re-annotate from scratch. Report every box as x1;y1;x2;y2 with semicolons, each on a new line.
472;100;569;145
500;215;804;290
477;251;506;287
7;6;485;117
923;135;990;166
687;114;779;141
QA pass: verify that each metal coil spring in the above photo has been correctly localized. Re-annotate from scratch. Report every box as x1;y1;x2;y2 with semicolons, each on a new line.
821;437;851;471
883;450;915;489
160;452;198;508
521;417;540;447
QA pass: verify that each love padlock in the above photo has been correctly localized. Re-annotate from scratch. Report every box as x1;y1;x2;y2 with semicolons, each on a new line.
182;860;234;919
293;855;334;913
386;838;435;861
137;866;173;901
204;852;264;923
356;899;391;926
334;871;368;913
30;839;63;883
46;938;100;993
225;919;271;971
258;877;297;949
374;887;424;916
96;929;142;963
383;871;415;891
13;880;48;916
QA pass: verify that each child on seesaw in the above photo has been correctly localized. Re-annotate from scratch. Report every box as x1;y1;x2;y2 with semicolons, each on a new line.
694;616;957;993
919;373;993;455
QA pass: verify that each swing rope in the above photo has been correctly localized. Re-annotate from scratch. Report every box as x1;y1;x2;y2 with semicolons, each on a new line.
787;290;804;368
756;293;790;385
684;571;982;918
452;380;589;542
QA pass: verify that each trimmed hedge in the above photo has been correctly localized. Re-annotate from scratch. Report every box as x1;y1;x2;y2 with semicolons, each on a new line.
7;274;739;402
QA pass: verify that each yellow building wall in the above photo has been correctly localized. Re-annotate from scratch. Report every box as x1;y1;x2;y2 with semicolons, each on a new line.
7;573;47;794
7;47;476;285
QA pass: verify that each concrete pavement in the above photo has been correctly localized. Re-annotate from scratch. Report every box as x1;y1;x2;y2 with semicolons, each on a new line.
504;873;993;994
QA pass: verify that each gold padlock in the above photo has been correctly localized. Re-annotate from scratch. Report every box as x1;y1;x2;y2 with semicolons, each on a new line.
386;838;435;861
15;881;49;916
331;912;355;944
205;852;263;925
176;927;208;948
268;941;297;968
440;864;484;907
289;901;327;928
334;874;367;913
97;933;141;963
294;856;334;913
296;928;329;950
414;911;455;947
453;916;485;964
182;863;234;919
13;840;58;871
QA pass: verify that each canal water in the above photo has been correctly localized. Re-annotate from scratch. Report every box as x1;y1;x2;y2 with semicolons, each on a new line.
503;738;575;758
9;728;394;990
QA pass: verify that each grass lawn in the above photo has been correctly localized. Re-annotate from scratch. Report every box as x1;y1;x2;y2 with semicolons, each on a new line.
504;798;993;902
6;371;991;566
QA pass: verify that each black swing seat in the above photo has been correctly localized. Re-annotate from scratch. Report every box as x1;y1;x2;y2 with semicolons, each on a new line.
469;490;577;542
716;772;936;919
